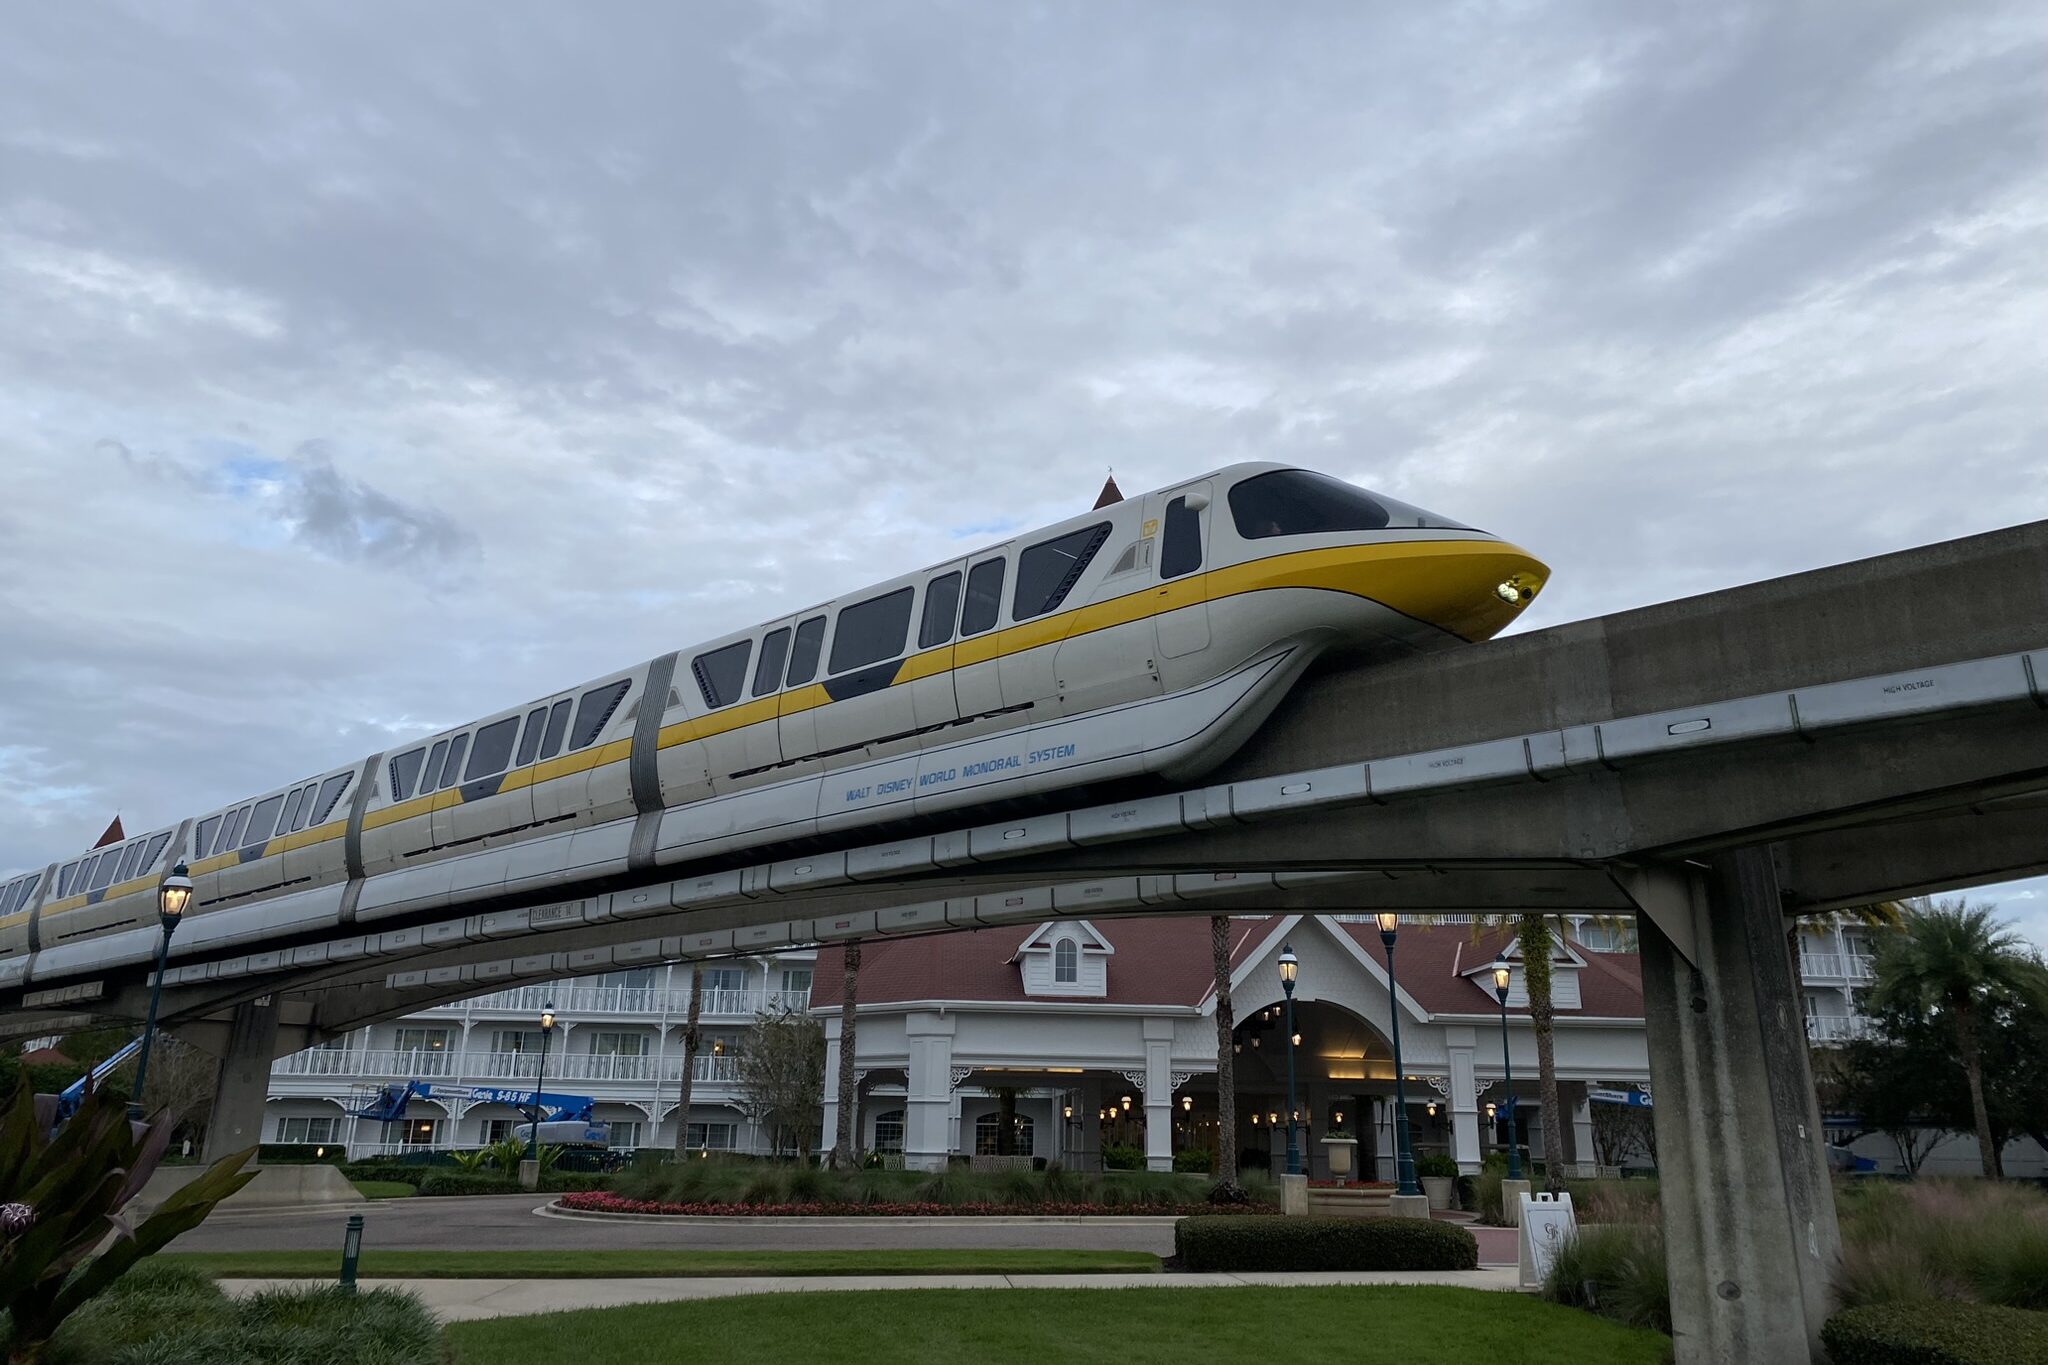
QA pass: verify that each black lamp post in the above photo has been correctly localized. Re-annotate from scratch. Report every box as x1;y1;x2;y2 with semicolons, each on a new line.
1490;954;1524;1182
1278;944;1300;1176
528;999;556;1165
130;861;192;1117
1376;912;1420;1199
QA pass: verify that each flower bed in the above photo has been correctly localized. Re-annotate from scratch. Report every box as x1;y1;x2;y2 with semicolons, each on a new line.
558;1191;1279;1218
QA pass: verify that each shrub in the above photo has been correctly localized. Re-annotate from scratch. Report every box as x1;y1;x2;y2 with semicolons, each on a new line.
1237;1169;1279;1206
1837;1179;2048;1312
416;1171;522;1196
1174;1215;1478;1272
1101;1143;1144;1171
740;1171;789;1205
339;1162;425;1187
537;1172;612;1194
1415;1154;1460;1180
1542;1221;1671;1335
1173;1148;1215;1174
253;1143;344;1165
1822;1301;2048;1365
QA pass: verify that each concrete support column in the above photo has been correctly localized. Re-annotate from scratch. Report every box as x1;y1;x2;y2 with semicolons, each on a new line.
202;995;282;1164
1446;1032;1481;1175
902;1012;957;1172
1074;1077;1103;1171
1639;849;1841;1363
1142;1018;1174;1173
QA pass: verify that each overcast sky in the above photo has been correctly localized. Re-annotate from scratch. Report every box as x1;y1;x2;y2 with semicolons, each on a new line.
4;3;2045;944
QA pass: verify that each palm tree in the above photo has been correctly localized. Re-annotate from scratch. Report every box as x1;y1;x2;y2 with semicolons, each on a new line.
829;938;862;1168
1210;914;1242;1196
1867;899;2048;1178
1514;915;1568;1194
670;964;703;1158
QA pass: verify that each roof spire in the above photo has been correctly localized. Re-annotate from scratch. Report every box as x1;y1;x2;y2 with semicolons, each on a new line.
93;815;125;848
1093;470;1124;509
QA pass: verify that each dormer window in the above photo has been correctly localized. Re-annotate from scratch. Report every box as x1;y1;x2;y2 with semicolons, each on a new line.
1054;938;1079;984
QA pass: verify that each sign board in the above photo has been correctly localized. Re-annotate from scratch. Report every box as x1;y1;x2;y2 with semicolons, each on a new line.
1588;1087;1652;1108
1518;1191;1577;1289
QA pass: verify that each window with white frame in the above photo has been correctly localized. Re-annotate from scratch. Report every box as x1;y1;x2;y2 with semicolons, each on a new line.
780;968;812;996
394;1027;450;1054
974;1111;1033;1156
589;1031;649;1056
492;1029;544;1053
400;1118;442;1147
1054;937;1079;984
685;1122;736;1150
607;1121;642;1148
274;1116;339;1144
481;1119;517;1144
873;1110;904;1154
702;967;746;994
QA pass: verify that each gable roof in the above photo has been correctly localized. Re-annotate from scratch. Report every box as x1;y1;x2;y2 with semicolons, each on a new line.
811;916;1645;1019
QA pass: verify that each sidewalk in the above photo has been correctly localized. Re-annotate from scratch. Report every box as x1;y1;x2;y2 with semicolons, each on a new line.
218;1269;1524;1322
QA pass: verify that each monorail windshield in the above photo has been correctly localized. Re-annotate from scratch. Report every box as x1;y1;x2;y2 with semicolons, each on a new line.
1228;469;1468;539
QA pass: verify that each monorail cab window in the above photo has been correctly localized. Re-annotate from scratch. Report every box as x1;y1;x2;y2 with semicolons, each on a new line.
1227;469;1466;539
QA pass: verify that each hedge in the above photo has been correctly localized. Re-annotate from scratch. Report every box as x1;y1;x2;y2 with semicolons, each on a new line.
416;1172;523;1197
1822;1302;2048;1365
1174;1215;1478;1272
341;1163;427;1187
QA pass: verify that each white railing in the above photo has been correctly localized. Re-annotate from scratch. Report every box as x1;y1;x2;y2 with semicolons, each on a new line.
272;1048;742;1085
1798;953;1877;983
1805;1015;1876;1043
420;985;811;1019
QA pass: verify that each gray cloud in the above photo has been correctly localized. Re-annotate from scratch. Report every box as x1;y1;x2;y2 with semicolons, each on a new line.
2;0;2045;939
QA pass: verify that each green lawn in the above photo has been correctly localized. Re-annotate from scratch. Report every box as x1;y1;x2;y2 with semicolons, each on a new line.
347;1180;417;1200
164;1249;1161;1279
443;1287;1670;1364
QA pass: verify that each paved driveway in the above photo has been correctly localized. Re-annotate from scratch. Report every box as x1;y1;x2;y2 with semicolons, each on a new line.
170;1195;1181;1255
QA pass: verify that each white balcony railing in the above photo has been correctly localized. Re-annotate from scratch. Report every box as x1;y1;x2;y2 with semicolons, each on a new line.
1805;1015;1876;1043
421;985;811;1019
1798;953;1876;983
271;1048;742;1085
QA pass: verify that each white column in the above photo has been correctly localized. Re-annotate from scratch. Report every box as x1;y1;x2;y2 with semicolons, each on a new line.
903;1012;957;1172
1142;1018;1174;1172
1447;1029;1482;1174
1572;1087;1596;1175
819;1014;843;1155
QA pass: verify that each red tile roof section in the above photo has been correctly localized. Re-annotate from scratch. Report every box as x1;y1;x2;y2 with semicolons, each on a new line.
811;917;1644;1019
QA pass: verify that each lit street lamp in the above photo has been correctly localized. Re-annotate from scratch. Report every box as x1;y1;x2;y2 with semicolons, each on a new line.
1490;955;1524;1182
1278;944;1301;1176
130;862;192;1118
1376;913;1420;1199
528;999;557;1166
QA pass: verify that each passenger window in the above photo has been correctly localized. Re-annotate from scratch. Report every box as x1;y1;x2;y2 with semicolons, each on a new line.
310;772;352;825
438;734;469;790
419;740;451;794
919;572;962;649
1013;523;1110;620
242;795;285;848
752;628;792;698
0;881;17;917
785;616;826;686
465;716;521;781
539;698;572;759
194;818;221;859
516;708;549;766
19;872;38;907
961;559;1006;635
571;680;632;749
89;853;119;891
389;749;425;802
1162;496;1203;578
115;842;145;883
142;831;172;871
829;587;914;674
279;787;307;835
219;806;248;853
693;643;753;709
57;862;79;897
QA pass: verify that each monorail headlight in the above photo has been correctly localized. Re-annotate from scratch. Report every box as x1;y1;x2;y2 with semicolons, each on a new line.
1496;575;1538;606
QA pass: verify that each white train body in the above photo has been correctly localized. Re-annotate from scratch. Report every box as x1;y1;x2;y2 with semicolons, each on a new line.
0;464;1546;990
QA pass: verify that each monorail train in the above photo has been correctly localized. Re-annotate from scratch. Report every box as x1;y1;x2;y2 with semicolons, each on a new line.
0;464;1546;991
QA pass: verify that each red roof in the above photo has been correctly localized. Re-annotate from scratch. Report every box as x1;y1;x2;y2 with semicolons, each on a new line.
94;816;125;849
811;917;1644;1019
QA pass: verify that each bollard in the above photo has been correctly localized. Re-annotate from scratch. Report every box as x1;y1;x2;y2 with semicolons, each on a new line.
339;1212;365;1294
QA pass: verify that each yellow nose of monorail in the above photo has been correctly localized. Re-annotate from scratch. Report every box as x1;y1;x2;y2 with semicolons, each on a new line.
1332;539;1550;643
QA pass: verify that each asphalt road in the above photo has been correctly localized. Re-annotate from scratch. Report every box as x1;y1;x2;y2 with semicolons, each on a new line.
170;1195;1180;1254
